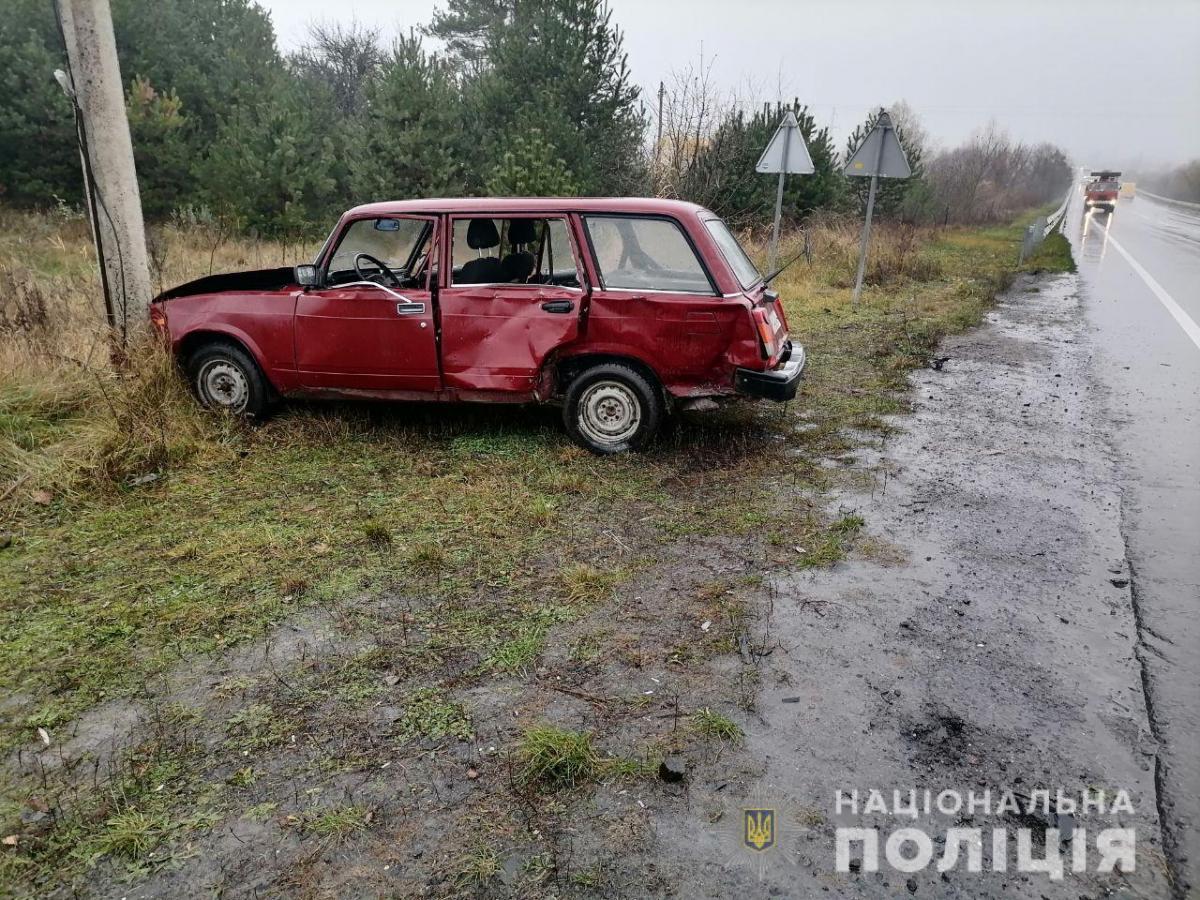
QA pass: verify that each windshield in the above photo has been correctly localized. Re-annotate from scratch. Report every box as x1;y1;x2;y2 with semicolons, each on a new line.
704;218;762;289
1089;181;1118;192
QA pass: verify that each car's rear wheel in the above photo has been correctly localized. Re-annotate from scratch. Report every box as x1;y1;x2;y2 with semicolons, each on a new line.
188;341;269;417
563;363;662;454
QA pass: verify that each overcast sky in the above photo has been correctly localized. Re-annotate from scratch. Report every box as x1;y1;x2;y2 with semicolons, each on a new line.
261;0;1200;170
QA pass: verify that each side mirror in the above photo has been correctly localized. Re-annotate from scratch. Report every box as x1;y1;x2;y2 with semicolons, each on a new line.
294;264;319;288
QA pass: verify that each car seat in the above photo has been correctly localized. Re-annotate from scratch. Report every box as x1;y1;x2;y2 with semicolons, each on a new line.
458;219;504;284
500;218;537;283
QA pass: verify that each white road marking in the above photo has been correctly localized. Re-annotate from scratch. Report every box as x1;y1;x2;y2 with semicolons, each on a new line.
1104;230;1200;351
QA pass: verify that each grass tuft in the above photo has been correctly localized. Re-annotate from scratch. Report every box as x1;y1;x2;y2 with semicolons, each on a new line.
396;688;473;742
487;624;546;674
516;725;646;790
518;726;603;789
299;805;370;839
691;707;744;743
84;809;170;862
360;520;392;546
559;562;616;604
453;840;502;888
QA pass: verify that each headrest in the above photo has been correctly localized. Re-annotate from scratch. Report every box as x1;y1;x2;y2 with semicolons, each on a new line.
501;250;535;283
467;218;500;250
507;218;538;245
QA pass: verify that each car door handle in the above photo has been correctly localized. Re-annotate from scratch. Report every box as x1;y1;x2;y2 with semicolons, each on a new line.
541;299;574;314
396;301;425;315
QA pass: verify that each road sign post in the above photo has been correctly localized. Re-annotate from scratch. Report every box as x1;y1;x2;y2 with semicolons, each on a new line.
845;109;911;305
756;110;815;273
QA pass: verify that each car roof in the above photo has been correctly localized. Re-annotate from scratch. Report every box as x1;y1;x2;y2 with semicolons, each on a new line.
345;197;714;219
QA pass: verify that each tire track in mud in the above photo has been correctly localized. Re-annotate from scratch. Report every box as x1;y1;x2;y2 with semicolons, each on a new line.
1120;501;1185;898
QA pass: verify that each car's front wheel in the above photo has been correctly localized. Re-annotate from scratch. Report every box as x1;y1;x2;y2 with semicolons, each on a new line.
188;341;270;417
563;363;663;454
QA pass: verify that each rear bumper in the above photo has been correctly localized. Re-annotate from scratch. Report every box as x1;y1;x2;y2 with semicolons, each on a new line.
735;342;806;402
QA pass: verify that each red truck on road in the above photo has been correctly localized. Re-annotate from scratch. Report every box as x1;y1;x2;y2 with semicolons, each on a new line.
1084;171;1121;213
151;198;805;454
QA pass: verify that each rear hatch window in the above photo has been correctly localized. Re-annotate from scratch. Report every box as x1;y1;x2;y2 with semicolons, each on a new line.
704;218;763;290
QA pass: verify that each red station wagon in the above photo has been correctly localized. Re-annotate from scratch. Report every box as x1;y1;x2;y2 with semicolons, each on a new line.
151;198;806;453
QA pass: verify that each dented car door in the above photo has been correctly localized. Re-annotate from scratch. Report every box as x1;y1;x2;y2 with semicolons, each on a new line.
437;215;584;395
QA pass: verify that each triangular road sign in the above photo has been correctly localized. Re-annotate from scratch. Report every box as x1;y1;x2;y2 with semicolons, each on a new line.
845;112;911;178
756;111;815;175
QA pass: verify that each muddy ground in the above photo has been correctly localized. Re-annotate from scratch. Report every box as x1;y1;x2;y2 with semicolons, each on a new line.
648;272;1171;897
4;272;1175;898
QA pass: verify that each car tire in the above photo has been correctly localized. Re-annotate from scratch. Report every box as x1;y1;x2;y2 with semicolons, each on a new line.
563;363;663;454
188;341;270;417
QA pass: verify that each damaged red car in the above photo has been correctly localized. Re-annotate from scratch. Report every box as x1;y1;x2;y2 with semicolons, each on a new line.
151;198;805;453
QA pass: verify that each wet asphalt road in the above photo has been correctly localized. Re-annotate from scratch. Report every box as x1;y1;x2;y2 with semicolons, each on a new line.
1067;191;1200;895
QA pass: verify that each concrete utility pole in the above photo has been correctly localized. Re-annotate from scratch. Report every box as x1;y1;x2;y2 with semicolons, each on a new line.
56;0;151;341
655;81;664;166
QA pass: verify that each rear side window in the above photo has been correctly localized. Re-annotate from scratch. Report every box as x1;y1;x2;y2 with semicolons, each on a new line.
583;216;713;294
450;216;582;287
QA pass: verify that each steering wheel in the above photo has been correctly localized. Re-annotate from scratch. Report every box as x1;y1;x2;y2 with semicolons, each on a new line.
353;252;401;287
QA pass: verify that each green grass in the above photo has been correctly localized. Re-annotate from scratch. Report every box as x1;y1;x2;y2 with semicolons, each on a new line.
1023;232;1075;273
517;726;646;790
83;809;171;862
396;687;473;742
487;624;547;673
797;513;865;568
298;805;371;839
0;420;663;751
454;839;502;888
690;707;744;743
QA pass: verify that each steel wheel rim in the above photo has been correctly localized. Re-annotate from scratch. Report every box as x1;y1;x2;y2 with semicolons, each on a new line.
577;380;641;446
198;359;249;412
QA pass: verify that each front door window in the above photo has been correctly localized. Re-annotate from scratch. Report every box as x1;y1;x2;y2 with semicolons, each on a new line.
325;217;433;289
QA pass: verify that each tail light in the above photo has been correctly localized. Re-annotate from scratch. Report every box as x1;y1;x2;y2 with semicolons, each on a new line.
149;304;168;335
752;308;778;361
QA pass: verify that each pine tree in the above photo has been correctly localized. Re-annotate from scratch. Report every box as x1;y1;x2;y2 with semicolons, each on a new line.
437;0;647;195
0;0;84;204
349;33;468;202
485;130;579;196
126;77;190;219
197;74;341;237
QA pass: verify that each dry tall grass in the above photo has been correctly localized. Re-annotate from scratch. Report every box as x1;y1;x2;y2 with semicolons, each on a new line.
0;208;317;503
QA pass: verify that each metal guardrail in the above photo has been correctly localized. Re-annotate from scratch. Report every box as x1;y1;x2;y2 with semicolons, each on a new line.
1139;189;1200;211
1018;189;1072;263
1043;192;1071;236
